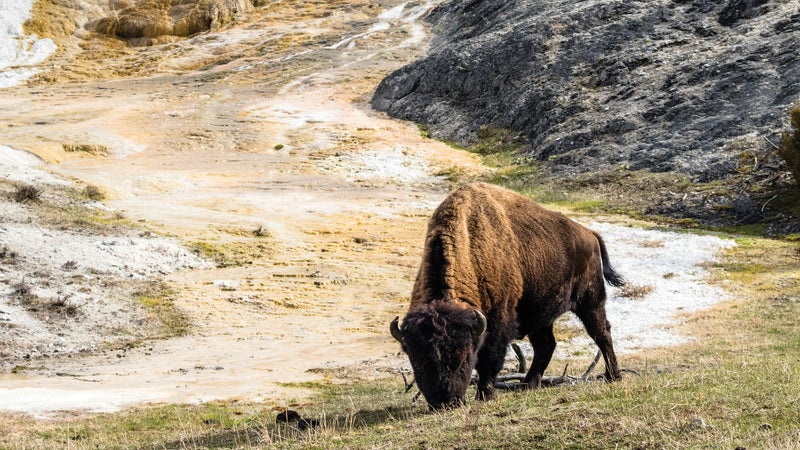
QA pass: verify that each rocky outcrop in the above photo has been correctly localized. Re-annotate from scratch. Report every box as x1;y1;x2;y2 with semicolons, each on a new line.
93;0;254;45
372;0;800;182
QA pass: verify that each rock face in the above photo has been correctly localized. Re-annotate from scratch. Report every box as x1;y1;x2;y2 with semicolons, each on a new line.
372;0;800;181
93;0;254;45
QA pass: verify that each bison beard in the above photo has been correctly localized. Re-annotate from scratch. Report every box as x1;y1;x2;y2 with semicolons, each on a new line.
391;183;624;409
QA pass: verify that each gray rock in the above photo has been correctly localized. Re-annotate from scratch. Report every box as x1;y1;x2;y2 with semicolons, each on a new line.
372;0;800;182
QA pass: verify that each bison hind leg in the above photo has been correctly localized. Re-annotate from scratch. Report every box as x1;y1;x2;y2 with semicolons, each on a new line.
575;305;621;381
523;325;556;389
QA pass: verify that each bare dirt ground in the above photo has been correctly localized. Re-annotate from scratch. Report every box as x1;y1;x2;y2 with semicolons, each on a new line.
0;0;735;416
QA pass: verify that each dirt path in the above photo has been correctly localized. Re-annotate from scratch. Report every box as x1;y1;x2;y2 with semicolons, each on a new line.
0;0;486;414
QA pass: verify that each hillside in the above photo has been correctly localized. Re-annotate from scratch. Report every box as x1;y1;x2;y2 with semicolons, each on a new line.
373;0;800;228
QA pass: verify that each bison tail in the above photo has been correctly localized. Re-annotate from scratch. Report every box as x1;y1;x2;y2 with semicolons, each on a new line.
594;232;625;287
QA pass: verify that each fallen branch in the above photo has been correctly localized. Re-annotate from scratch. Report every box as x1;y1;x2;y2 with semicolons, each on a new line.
400;369;416;393
763;135;781;151
511;342;526;373
491;368;579;390
581;350;602;381
762;194;778;212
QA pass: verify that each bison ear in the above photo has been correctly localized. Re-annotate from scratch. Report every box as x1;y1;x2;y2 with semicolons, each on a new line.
471;310;487;342
390;316;403;342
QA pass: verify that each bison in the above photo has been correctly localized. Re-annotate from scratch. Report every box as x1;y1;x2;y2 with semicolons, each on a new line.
390;183;624;409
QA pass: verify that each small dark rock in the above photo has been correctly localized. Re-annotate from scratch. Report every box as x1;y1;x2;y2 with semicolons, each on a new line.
688;417;707;430
276;409;319;430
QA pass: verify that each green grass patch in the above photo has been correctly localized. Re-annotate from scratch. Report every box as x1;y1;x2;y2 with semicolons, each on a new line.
189;238;272;268
435;131;796;231
132;281;189;338
571;199;608;213
416;123;430;139
433;166;469;183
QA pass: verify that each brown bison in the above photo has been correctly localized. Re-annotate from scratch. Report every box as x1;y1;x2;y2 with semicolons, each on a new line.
390;183;624;409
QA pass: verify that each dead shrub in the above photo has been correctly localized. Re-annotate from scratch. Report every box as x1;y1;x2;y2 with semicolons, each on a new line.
0;246;18;261
11;280;31;298
616;282;655;299
62;143;110;156
83;185;105;201
11;280;37;306
46;296;80;318
10;184;41;203
253;225;271;237
638;240;664;248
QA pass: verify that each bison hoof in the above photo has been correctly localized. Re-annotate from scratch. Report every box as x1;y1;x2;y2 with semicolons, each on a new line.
602;371;622;382
476;388;495;401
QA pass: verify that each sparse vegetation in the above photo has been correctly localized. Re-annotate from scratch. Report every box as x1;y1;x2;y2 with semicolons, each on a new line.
24;190;134;233
62;143;110;156
132;281;189;338
252;224;271;238
10;184;41;203
190;238;272;267
469;125;526;156
10;279;34;302
615;282;655;299
83;185;105;201
44;295;80;318
433;165;468;183
0;245;18;261
779;102;800;184
417;123;430;139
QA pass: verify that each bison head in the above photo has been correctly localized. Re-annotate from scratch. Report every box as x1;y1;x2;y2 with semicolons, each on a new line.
390;301;487;409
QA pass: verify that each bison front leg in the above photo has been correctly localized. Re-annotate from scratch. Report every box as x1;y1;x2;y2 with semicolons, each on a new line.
474;326;512;401
523;325;556;388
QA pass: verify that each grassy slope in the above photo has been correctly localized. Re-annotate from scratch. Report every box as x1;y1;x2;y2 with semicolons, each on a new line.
2;140;799;448
2;208;799;449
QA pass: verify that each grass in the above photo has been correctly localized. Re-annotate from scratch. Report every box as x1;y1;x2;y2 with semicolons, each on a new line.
0;178;136;234
435;126;797;232
188;238;272;267
36;193;135;233
1;233;798;448
132;281;190;338
82;184;105;201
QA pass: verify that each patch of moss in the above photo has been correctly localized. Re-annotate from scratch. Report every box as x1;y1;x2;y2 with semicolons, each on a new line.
132;282;189;338
778;102;800;184
189;239;272;267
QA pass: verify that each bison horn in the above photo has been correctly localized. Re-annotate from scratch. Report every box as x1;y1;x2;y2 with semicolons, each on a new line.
472;310;487;341
390;316;403;342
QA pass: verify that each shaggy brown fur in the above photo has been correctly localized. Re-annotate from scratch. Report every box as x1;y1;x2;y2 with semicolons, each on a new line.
391;183;624;409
